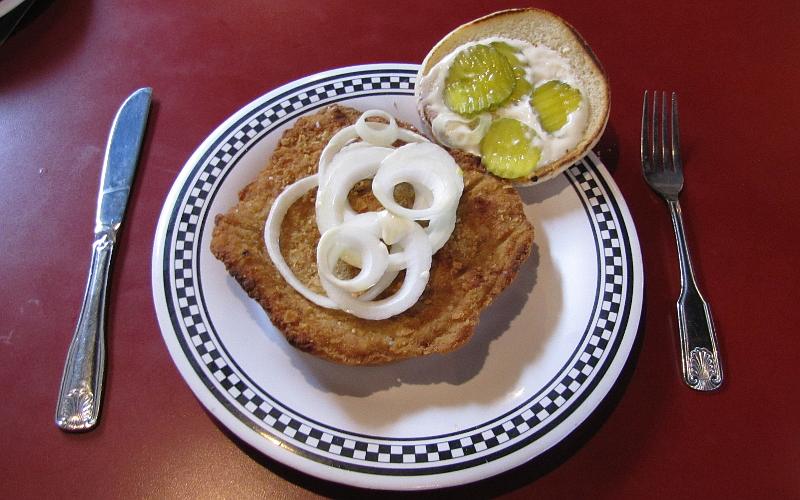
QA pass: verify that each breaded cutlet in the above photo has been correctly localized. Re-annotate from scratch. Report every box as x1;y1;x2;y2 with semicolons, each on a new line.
210;105;534;365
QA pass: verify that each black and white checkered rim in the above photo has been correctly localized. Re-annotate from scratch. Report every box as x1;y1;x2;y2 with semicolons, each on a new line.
157;66;639;477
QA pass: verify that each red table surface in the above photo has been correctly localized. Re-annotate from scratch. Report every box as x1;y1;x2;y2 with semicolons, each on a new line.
2;0;799;498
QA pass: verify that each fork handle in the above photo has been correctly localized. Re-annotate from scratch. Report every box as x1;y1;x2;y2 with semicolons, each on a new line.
668;199;723;391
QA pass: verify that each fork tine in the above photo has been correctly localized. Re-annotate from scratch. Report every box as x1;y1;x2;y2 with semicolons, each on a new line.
641;90;651;171
651;91;660;170
660;91;671;171
671;92;683;173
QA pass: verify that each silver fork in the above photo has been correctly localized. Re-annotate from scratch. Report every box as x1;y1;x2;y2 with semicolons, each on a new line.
641;91;723;391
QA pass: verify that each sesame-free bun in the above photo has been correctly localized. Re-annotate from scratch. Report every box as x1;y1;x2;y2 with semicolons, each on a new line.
416;8;610;183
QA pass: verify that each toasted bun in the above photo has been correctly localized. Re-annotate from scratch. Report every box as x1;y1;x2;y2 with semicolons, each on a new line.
416;8;610;183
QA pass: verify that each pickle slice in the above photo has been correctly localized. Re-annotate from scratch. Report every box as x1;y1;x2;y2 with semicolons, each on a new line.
444;44;515;116
531;81;582;133
488;41;519;60
490;41;532;103
480;118;541;179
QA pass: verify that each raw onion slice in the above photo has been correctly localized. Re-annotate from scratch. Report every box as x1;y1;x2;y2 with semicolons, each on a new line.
264;109;463;321
431;112;491;150
318;119;428;183
264;174;337;309
315;145;393;235
318;222;432;320
424;210;458;254
358;268;399;302
318;127;359;183
372;142;464;221
354;109;399;147
393;173;456;254
317;215;389;293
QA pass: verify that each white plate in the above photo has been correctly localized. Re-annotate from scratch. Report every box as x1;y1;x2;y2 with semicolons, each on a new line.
0;0;25;18
152;64;643;490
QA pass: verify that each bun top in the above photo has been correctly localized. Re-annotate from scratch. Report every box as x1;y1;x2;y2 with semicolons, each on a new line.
416;8;610;183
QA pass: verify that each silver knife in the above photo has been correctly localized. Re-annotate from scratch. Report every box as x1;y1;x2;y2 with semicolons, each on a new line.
55;88;152;432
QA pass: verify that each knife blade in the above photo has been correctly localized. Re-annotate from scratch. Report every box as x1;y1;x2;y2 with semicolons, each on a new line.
55;88;152;432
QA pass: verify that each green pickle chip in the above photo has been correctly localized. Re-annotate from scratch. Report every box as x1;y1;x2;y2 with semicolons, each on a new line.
531;81;582;133
480;118;542;179
490;41;532;103
444;44;516;116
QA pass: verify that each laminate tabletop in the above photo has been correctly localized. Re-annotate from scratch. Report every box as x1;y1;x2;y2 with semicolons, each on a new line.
2;1;798;498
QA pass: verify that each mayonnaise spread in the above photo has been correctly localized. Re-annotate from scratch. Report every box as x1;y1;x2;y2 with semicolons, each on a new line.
417;37;589;166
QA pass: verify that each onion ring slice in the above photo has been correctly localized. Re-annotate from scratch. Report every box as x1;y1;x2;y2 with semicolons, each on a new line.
264;174;338;309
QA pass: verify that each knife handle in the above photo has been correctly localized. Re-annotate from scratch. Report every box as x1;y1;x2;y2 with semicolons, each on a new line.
55;232;115;431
